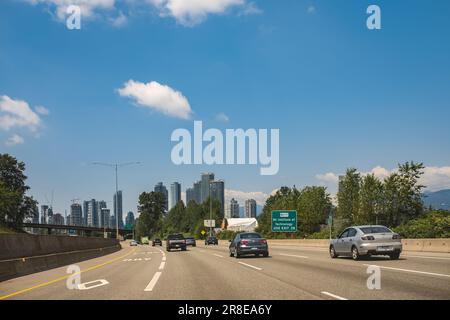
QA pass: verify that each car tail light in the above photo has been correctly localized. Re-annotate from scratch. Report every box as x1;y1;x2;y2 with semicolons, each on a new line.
361;236;375;241
240;240;249;245
260;239;267;244
392;234;401;240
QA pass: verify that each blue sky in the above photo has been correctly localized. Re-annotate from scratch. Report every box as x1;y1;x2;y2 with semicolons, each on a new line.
1;0;450;217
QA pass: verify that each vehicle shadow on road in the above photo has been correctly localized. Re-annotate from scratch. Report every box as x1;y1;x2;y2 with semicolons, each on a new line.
236;256;273;260
337;256;407;262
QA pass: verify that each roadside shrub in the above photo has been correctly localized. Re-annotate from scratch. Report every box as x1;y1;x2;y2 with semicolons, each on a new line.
393;210;450;238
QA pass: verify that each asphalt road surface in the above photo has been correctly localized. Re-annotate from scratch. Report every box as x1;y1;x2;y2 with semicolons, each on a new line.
1;241;449;300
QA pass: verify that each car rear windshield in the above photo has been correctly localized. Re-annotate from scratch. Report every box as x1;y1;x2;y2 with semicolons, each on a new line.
360;227;391;234
240;233;262;239
168;234;184;240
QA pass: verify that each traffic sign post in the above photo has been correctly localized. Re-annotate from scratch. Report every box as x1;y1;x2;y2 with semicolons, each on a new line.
328;209;333;240
271;210;297;233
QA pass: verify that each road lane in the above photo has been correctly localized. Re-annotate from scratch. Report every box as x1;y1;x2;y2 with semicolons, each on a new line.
146;245;321;300
1;242;449;300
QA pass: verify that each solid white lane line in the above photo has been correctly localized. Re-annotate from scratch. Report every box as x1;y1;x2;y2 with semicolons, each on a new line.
162;256;166;261
144;272;162;292
213;254;224;258
159;262;166;270
321;291;348;300
279;253;309;259
363;264;450;278
238;262;262;271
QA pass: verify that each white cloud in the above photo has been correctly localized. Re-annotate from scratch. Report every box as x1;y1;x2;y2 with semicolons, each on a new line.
316;165;450;193
225;189;269;206
421;167;450;191
5;134;25;146
26;0;116;20
118;80;193;119
239;1;263;16
25;0;260;27
0;95;43;132
215;112;230;123
307;5;316;14
315;172;339;184
147;0;259;26
35;105;50;115
109;11;128;27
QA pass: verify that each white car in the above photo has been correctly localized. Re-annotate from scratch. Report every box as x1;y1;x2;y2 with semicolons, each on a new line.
130;240;138;246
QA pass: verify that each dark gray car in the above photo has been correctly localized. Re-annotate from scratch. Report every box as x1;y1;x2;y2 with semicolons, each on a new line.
229;232;269;258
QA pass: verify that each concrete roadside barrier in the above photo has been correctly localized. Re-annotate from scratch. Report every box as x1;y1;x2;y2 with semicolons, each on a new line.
217;238;450;253
0;234;121;281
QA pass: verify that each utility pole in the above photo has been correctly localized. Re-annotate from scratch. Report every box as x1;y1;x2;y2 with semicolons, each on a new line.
92;162;140;240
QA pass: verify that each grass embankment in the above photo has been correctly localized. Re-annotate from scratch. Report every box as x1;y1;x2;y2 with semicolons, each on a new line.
0;224;17;234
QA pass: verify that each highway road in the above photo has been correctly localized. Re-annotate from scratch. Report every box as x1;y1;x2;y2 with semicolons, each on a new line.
0;241;449;300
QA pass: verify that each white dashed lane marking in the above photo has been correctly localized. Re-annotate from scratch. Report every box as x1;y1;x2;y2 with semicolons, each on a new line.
237;262;262;271
279;253;309;259
144;272;162;292
321;291;348;300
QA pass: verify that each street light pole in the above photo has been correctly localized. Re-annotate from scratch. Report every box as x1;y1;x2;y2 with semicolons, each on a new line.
209;185;212;237
115;164;118;240
92;161;140;240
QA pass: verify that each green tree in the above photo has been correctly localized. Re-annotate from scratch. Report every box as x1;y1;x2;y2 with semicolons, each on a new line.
296;186;332;236
358;174;384;225
0;154;37;230
162;201;187;235
383;162;425;227
337;168;361;226
135;191;165;239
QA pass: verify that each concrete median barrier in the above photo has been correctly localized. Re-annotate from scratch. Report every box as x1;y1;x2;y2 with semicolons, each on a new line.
0;234;121;282
403;238;450;253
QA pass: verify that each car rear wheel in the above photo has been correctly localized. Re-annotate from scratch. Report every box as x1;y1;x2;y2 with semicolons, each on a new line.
329;245;338;259
166;248;170;252
235;249;240;259
389;252;400;260
351;246;360;261
229;250;234;257
263;252;269;258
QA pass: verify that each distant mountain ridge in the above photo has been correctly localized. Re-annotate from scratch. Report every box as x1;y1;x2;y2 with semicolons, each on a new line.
423;189;450;210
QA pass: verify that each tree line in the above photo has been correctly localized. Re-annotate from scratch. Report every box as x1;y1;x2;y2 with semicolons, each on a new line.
336;161;425;228
256;186;332;238
256;161;449;239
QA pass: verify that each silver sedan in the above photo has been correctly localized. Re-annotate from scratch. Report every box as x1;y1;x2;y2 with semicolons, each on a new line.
330;225;402;260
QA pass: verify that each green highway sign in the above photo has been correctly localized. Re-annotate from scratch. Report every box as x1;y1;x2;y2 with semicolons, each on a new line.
271;210;297;232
